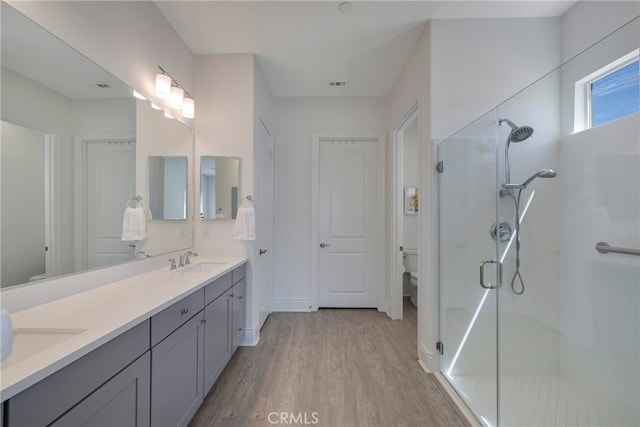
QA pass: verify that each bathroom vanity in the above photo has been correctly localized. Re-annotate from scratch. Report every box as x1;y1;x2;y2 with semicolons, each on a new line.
0;257;247;427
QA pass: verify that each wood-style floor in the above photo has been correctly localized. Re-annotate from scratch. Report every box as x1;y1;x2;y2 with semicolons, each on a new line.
190;298;468;427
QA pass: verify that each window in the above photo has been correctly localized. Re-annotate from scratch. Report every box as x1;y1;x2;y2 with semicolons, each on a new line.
591;58;639;127
575;49;640;132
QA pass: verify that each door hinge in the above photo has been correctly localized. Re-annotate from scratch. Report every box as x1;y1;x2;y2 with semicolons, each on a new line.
436;341;444;355
436;160;444;174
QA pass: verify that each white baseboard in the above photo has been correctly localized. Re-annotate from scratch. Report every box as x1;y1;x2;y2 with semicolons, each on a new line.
271;298;312;312
240;327;260;346
418;342;435;372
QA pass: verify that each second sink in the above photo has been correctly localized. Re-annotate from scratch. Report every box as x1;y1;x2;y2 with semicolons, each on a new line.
178;262;227;273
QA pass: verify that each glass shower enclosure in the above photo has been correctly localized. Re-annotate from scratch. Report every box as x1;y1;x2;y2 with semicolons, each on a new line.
438;17;639;427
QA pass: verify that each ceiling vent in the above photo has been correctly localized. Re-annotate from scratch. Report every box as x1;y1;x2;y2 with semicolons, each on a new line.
329;81;348;87
95;83;111;89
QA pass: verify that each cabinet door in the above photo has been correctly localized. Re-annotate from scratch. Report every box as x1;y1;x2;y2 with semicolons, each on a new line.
203;294;231;395
232;279;246;352
151;311;204;427
52;352;150;427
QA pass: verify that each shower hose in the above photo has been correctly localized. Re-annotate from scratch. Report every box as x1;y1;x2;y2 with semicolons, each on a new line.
508;189;526;295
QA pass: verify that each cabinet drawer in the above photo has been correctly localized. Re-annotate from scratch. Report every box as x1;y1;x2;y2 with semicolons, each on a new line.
232;263;246;284
204;272;232;306
151;289;204;346
7;320;150;427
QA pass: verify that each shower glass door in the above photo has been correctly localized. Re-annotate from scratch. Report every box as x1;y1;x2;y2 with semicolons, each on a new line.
438;110;501;426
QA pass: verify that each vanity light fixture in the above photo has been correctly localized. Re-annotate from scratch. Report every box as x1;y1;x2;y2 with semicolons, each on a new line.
155;66;195;118
182;97;195;119
133;90;147;100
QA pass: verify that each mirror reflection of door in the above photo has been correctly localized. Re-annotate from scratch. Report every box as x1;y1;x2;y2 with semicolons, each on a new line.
86;140;136;269
1;121;47;287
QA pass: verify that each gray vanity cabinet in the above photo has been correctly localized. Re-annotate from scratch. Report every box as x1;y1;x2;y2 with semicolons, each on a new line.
203;292;231;395
51;353;151;427
5;321;150;427
231;278;246;352
150;291;205;427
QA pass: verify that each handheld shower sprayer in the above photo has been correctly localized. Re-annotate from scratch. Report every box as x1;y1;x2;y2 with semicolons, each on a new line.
503;168;557;190
498;118;557;296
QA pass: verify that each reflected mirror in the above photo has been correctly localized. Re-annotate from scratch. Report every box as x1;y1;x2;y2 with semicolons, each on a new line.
0;3;192;288
149;156;188;220
200;156;240;220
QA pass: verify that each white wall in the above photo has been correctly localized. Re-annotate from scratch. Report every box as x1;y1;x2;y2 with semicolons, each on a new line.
561;0;640;62
386;23;432;366
558;11;639;424
272;97;387;311
430;18;561;140
194;54;254;251
193;53;276;344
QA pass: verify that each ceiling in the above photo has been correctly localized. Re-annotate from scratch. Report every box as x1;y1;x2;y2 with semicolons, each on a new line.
156;1;577;97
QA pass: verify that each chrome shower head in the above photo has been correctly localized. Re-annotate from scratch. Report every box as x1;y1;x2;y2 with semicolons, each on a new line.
499;118;534;142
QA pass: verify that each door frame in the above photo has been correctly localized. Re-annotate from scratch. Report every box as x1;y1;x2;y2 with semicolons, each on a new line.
73;134;135;271
389;105;419;320
311;131;386;311
1;117;56;279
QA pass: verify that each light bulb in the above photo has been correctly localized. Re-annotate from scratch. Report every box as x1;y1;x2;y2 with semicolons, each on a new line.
170;86;184;109
182;98;195;119
150;102;162;110
164;110;174;119
155;73;171;99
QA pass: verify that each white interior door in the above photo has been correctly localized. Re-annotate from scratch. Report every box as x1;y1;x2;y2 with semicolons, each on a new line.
86;141;136;268
318;138;380;307
255;118;274;324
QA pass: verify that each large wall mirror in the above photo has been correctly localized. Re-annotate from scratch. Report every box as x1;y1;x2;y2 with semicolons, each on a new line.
200;156;240;220
0;3;193;288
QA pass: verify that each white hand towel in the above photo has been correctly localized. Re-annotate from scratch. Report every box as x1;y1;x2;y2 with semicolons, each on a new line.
121;206;146;241
234;206;256;241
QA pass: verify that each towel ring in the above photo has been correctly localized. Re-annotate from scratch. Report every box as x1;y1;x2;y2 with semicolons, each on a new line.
127;195;143;208
240;195;254;207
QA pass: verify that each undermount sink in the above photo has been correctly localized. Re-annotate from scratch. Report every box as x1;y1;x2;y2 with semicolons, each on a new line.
178;262;227;273
10;328;86;361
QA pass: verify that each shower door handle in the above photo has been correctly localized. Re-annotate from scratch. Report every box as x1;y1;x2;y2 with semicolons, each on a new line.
480;260;500;289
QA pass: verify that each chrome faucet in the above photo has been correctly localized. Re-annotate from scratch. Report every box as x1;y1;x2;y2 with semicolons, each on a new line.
179;251;199;267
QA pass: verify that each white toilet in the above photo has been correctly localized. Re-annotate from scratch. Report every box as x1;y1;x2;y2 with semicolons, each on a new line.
403;249;419;307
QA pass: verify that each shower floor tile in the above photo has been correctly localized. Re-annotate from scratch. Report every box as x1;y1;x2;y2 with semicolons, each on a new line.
447;375;634;427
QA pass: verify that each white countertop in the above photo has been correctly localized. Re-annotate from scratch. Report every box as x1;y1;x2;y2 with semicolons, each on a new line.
0;256;247;400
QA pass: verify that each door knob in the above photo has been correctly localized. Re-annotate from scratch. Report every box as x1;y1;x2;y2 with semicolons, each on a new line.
320;243;331;248
259;249;267;255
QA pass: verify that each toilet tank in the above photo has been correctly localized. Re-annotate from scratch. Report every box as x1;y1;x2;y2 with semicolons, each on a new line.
403;249;418;273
